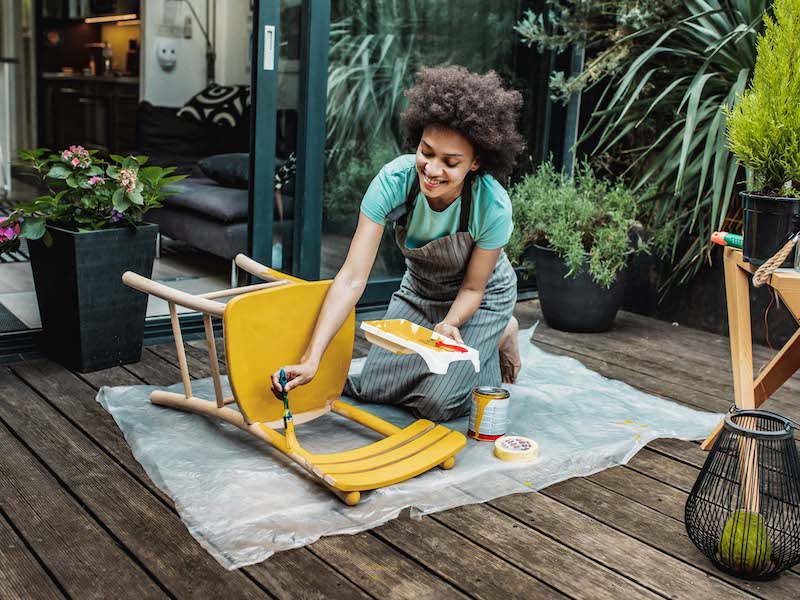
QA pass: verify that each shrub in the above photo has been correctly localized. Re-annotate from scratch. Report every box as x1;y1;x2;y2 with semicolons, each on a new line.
507;160;646;287
725;0;800;194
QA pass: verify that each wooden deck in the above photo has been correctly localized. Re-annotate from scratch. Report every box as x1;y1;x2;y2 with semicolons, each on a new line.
2;300;800;599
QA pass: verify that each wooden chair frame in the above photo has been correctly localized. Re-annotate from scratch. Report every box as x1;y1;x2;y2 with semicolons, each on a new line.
123;254;465;506
702;247;800;450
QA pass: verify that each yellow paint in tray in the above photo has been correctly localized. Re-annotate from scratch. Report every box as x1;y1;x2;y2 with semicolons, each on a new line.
365;319;451;352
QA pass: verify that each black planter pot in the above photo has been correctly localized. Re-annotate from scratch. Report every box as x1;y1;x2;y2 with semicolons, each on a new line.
28;223;158;372
533;244;628;333
742;191;800;268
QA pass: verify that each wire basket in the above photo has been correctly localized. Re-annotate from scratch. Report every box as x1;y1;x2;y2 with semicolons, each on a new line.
685;410;800;580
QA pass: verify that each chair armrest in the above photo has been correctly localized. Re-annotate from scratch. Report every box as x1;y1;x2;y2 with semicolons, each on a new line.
234;254;306;284
122;271;226;316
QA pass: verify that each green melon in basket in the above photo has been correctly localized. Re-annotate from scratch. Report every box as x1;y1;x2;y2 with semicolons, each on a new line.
719;510;772;572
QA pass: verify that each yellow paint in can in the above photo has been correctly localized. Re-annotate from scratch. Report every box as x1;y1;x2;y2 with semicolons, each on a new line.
468;386;510;441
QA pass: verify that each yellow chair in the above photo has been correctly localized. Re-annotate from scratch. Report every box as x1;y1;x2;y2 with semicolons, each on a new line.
122;254;466;505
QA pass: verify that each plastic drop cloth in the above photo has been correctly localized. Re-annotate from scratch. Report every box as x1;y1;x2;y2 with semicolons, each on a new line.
97;327;722;570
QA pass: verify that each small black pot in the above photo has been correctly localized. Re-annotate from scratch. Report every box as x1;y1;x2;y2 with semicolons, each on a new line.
742;191;800;267
28;223;158;372
532;244;628;333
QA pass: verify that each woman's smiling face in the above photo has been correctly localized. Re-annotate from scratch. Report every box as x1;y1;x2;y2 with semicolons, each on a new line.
415;125;480;204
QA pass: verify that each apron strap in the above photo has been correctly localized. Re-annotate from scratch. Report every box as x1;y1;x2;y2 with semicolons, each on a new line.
458;172;473;233
390;170;473;233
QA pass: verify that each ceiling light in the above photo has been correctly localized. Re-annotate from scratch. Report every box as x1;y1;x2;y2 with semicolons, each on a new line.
84;13;138;24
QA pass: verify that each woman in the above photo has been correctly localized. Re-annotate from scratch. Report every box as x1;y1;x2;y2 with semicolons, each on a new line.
271;65;525;422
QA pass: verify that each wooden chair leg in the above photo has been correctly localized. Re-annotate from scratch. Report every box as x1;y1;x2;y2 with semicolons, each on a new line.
169;302;192;399
703;249;757;450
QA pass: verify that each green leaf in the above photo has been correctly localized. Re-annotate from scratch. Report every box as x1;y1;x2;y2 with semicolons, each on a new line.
128;191;144;205
20;218;46;240
139;166;161;181
110;154;125;164
161;175;188;185
66;175;79;188
46;164;71;179
112;188;130;211
134;155;149;165
106;165;118;178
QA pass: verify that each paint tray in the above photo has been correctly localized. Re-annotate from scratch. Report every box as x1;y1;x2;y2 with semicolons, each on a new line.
360;319;480;375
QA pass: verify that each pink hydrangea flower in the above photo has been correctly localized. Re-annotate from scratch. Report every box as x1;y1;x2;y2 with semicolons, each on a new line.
0;217;20;242
117;168;137;194
61;145;91;168
88;176;104;185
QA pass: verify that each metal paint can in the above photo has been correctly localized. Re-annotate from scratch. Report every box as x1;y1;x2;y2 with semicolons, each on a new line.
468;386;510;441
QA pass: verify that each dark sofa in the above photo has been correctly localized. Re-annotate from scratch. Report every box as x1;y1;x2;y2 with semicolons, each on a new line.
134;101;294;272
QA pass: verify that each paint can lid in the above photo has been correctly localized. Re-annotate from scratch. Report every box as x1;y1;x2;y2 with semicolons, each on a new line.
494;435;538;462
473;386;510;399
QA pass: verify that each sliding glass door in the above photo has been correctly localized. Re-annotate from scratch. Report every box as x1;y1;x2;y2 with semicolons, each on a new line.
256;0;543;300
250;0;328;281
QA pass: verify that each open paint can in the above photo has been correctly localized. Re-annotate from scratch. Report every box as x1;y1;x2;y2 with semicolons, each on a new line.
468;386;510;441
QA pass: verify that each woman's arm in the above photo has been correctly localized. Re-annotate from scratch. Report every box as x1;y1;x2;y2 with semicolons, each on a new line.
271;212;384;393
434;247;502;343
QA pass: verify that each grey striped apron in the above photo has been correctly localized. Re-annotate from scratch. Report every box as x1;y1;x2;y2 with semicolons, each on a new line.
346;171;518;421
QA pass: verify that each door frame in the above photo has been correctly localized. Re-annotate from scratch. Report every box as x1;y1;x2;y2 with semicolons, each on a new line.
249;0;329;282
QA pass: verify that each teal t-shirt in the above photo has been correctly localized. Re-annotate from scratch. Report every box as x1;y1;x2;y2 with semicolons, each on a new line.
360;155;513;250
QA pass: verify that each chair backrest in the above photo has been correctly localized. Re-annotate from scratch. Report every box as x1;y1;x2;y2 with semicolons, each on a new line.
223;279;355;424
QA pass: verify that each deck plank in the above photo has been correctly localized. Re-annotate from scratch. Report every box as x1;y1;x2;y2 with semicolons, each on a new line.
244;550;373;600
0;416;166;599
11;360;174;506
522;303;800;409
0;368;267;598
431;505;656;599
545;475;800;598
0;502;66;600
0;514;67;600
122;349;183;387
489;492;755;600
309;532;468;600
374;515;566;599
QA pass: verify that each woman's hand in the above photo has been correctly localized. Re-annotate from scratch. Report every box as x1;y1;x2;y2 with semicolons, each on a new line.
270;359;320;398
434;321;463;344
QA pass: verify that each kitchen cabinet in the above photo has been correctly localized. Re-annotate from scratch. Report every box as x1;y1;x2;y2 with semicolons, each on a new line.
42;0;140;21
43;75;138;153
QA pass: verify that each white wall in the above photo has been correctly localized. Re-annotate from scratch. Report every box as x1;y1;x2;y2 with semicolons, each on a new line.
215;0;250;87
141;0;209;107
141;0;255;107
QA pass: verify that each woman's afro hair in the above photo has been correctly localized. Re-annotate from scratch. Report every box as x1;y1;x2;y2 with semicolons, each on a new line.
402;65;525;181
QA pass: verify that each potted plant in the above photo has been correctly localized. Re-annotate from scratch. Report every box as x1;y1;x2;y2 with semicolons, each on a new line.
2;146;185;372
725;0;800;268
507;160;647;332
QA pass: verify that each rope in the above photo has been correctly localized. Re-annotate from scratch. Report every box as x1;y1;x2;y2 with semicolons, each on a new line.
752;234;799;287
